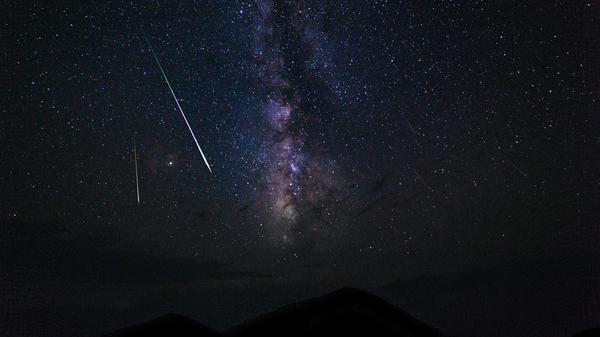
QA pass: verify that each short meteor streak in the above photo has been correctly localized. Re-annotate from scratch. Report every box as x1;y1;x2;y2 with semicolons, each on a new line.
405;116;417;136
134;140;140;204
413;168;427;187
142;29;212;173
508;160;528;178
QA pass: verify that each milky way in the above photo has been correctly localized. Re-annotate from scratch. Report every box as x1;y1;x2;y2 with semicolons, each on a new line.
248;0;350;248
5;1;600;334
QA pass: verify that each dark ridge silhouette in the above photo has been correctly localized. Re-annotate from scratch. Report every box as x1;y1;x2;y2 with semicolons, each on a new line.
101;313;220;337
222;287;446;337
573;326;600;337
99;287;599;337
100;288;446;337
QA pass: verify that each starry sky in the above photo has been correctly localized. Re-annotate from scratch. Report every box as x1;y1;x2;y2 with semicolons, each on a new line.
2;0;600;336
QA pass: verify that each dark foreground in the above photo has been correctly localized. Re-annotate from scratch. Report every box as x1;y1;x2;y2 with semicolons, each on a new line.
103;287;445;337
101;287;598;337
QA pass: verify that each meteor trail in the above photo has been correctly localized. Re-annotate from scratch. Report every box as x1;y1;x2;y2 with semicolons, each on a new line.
134;140;140;204
508;160;528;178
405;116;417;136
142;29;212;173
413;168;427;187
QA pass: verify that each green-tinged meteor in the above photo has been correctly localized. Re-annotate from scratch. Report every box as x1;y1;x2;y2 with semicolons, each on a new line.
142;29;213;174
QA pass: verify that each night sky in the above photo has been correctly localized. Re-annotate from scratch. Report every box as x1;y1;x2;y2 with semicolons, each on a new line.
2;1;600;336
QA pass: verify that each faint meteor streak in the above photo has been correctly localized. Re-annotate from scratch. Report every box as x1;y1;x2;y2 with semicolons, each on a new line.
405;116;417;136
413;168;427;187
142;29;212;173
508;160;528;178
134;140;140;204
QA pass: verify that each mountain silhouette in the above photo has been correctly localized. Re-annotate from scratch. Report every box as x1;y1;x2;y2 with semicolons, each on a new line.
101;287;446;337
100;287;599;337
101;313;220;337
222;287;446;337
573;327;600;337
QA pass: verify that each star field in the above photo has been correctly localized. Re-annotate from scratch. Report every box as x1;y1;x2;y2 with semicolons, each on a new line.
2;0;599;335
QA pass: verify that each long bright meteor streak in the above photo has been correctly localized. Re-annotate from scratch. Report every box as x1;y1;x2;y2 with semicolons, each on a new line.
142;30;213;173
134;140;140;204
